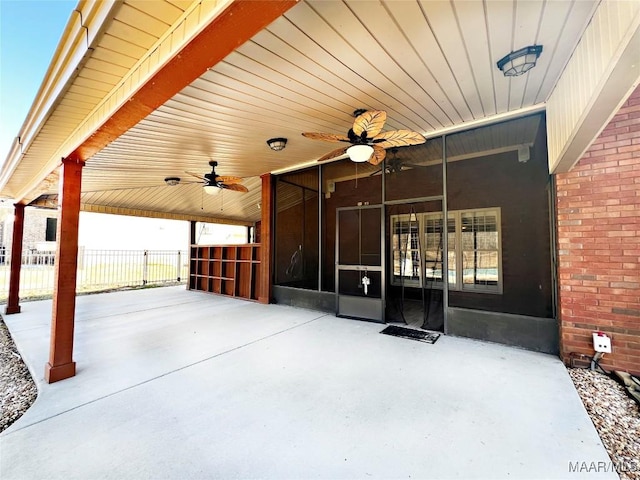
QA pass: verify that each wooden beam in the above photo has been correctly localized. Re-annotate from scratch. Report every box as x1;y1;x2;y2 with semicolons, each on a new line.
259;173;273;304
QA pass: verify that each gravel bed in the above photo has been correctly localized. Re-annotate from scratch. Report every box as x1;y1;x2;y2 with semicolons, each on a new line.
0;317;37;433
568;368;640;480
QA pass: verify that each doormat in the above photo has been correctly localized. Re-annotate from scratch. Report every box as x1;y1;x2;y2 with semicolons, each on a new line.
380;325;440;344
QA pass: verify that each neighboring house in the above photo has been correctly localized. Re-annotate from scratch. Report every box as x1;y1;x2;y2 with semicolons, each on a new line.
0;206;241;256
0;206;58;261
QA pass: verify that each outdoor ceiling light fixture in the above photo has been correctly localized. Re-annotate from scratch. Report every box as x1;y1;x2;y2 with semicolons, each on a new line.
497;45;543;77
347;144;374;163
267;137;287;151
164;177;180;186
203;183;221;195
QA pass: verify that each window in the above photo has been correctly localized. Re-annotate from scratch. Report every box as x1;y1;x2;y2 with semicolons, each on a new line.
461;210;500;291
45;217;57;242
391;214;421;285
390;207;502;293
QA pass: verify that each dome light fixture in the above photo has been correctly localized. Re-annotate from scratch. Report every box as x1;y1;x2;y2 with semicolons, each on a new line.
164;177;180;186
497;45;543;77
347;144;374;163
203;183;221;195
266;137;287;151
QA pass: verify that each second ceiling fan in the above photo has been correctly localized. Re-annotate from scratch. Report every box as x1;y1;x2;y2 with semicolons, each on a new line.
186;161;248;194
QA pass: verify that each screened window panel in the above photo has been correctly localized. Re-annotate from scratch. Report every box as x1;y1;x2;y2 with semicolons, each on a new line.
390;208;501;293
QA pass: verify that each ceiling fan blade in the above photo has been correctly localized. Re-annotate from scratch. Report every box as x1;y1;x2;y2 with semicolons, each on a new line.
367;144;386;166
373;130;426;148
318;145;349;162
185;171;206;181
216;175;242;184
369;168;383;177
403;163;431;170
302;132;350;142
222;183;248;193
352;110;386;138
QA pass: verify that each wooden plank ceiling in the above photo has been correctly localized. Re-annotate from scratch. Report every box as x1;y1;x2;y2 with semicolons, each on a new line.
4;0;598;224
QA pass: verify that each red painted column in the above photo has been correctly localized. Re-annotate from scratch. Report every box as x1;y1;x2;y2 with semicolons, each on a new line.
5;203;25;315
259;173;273;304
45;157;84;383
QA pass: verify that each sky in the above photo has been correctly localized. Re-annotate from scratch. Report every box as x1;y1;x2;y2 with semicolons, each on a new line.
0;1;246;250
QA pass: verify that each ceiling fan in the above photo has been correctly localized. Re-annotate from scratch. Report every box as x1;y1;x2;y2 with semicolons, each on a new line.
369;148;431;176
186;161;248;194
302;110;426;165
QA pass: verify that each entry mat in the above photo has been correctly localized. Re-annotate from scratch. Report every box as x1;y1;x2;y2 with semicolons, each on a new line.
380;325;441;344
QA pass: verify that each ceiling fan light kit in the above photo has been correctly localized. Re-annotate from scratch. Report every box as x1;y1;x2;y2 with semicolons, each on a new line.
347;144;374;162
267;137;287;151
203;184;221;195
497;45;543;77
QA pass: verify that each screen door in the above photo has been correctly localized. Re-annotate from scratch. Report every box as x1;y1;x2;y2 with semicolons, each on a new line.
335;205;384;322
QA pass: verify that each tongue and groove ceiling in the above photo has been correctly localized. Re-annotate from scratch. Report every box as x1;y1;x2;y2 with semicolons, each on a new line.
0;0;604;224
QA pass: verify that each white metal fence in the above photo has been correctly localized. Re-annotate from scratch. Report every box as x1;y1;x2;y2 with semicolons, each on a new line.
0;249;188;301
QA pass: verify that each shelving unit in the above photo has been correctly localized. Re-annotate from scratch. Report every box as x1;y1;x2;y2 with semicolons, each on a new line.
188;244;261;301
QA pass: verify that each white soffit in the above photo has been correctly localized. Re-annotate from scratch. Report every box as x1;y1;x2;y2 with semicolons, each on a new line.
1;0;612;223
82;0;598;222
547;0;640;173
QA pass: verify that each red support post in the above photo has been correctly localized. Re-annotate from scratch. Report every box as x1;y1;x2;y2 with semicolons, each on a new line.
5;203;25;315
45;157;84;383
259;173;273;304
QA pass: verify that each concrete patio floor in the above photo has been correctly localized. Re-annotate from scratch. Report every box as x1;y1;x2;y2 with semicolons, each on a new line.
1;286;614;479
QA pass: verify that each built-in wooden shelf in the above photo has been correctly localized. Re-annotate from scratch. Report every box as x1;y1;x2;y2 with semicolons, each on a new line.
188;244;261;301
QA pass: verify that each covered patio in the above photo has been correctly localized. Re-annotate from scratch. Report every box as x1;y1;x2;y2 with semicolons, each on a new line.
1;0;639;381
1;286;613;479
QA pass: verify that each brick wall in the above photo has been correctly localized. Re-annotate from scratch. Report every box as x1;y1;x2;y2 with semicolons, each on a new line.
556;86;640;375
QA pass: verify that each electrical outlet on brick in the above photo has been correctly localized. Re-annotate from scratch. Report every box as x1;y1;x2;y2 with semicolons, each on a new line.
592;331;612;354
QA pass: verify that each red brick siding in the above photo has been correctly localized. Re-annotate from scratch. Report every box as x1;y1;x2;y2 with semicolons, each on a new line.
556;86;640;375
